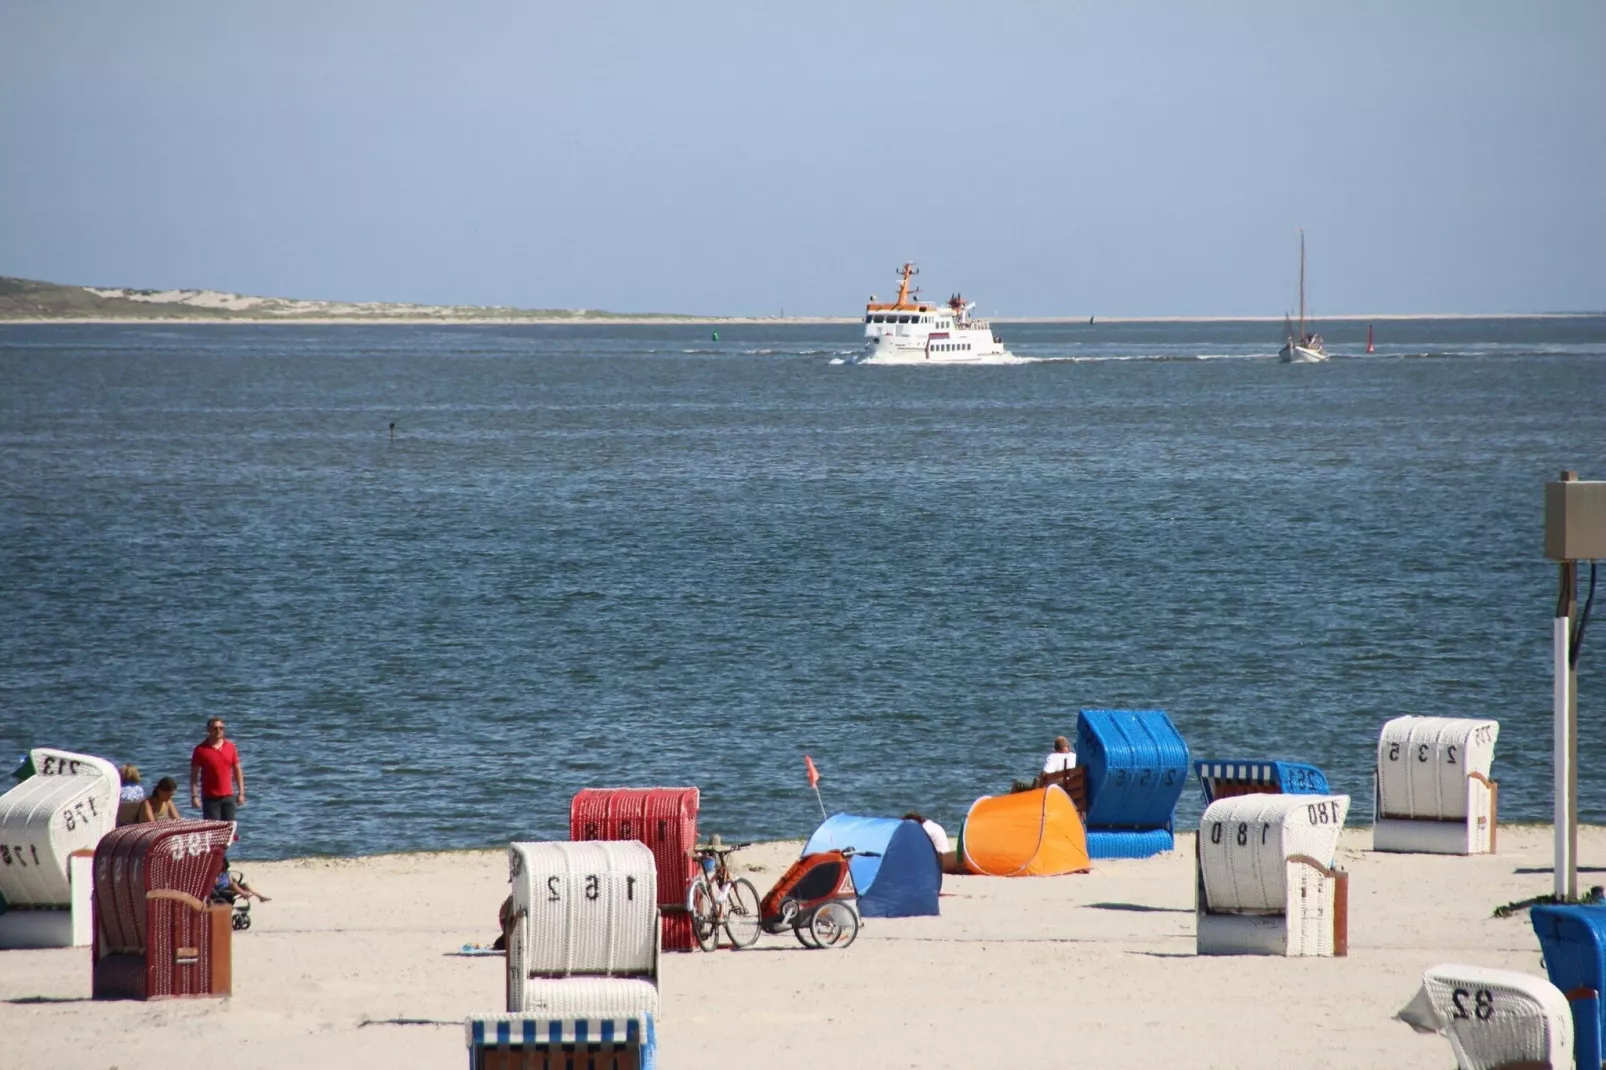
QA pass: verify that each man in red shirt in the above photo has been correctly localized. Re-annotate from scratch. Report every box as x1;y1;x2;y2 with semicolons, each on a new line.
190;717;246;822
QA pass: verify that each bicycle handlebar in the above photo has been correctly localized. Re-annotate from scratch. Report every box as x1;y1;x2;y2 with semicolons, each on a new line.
692;841;751;855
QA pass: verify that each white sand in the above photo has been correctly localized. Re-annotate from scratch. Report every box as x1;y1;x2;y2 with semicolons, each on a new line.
2;825;1601;1070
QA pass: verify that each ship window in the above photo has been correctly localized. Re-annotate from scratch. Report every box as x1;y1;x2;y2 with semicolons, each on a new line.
864;315;871;323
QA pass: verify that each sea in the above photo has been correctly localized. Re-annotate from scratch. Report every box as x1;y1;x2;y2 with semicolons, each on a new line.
2;317;1604;861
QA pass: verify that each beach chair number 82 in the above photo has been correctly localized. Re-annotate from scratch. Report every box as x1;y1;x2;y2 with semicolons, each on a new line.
1450;988;1494;1021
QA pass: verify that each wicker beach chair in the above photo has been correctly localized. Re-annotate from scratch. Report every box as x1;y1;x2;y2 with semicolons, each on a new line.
1399;963;1574;1070
0;748;120;949
1373;716;1499;855
1196;793;1350;957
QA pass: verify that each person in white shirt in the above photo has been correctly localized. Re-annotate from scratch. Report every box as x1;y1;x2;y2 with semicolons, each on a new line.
1042;735;1077;774
904;811;960;873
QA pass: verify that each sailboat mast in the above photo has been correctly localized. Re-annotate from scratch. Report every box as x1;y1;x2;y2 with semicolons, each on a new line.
1297;229;1306;339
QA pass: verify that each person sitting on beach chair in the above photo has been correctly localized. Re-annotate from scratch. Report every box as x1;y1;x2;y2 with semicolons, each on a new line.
135;776;182;823
117;765;145;826
492;894;514;951
1042;736;1077;774
1037;736;1088;812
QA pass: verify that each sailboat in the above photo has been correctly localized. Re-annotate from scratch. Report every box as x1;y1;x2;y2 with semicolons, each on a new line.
1278;229;1328;363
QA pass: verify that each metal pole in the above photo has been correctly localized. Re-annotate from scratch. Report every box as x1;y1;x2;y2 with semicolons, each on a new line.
1553;466;1580;900
1566;575;1580;901
1554;561;1575;899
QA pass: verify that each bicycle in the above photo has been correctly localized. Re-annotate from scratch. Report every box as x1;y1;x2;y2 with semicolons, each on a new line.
686;835;761;951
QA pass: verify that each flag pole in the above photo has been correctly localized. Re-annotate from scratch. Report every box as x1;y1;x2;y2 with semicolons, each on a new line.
804;755;827;821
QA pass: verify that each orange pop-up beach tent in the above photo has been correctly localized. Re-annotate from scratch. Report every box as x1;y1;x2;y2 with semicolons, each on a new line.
959;785;1091;876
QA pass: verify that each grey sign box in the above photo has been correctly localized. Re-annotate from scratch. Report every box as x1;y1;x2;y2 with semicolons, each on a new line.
1545;479;1606;561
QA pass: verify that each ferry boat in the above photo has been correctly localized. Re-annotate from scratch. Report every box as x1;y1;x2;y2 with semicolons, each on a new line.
851;263;1024;365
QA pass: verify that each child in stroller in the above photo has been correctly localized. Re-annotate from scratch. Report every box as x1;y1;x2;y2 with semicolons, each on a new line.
210;855;269;931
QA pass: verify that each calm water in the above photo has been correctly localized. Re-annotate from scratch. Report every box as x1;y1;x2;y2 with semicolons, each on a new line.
2;318;1604;860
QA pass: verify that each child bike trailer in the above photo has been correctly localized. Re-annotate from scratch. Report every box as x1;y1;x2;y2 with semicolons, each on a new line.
759;848;863;949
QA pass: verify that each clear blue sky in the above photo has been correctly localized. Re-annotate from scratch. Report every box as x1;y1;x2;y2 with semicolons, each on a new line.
2;1;1602;317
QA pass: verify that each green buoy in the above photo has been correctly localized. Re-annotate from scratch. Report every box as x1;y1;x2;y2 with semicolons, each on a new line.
711;331;719;342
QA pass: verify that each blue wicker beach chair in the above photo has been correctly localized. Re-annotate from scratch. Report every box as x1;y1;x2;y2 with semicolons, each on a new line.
1530;903;1606;1070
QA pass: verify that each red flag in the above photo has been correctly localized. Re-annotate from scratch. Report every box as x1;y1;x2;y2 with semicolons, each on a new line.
804;755;820;789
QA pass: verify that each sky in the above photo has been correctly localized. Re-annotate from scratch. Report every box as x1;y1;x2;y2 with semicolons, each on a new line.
1;1;1603;317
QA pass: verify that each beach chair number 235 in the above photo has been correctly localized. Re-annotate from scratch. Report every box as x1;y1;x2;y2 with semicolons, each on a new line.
1385;743;1471;764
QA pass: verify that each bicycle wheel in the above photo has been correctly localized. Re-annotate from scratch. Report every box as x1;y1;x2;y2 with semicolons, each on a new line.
722;878;761;949
809;901;859;949
686;878;720;952
794;917;818;949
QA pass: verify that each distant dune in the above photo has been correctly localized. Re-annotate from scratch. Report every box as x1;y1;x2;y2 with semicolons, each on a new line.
0;276;1596;325
0;276;724;324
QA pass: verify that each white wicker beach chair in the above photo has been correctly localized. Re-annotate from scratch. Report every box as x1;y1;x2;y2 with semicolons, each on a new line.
0;748;119;948
1196;793;1349;957
505;840;659;1013
1373;716;1499;855
1400;963;1573;1070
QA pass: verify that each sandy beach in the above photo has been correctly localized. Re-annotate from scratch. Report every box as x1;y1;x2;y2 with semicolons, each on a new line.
3;824;1601;1070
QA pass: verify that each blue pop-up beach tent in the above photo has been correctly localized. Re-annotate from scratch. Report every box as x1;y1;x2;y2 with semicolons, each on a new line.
802;814;940;918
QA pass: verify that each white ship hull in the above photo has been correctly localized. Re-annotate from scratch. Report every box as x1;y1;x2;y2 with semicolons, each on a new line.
1278;343;1328;364
854;334;1025;365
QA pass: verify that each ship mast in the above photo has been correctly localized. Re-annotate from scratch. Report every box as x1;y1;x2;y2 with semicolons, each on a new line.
893;262;918;307
1297;229;1306;340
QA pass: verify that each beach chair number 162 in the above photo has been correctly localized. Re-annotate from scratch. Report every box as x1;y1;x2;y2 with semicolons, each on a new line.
542;874;638;902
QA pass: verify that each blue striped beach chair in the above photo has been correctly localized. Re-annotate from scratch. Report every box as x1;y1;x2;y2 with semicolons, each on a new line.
1194;760;1330;805
466;1013;656;1070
